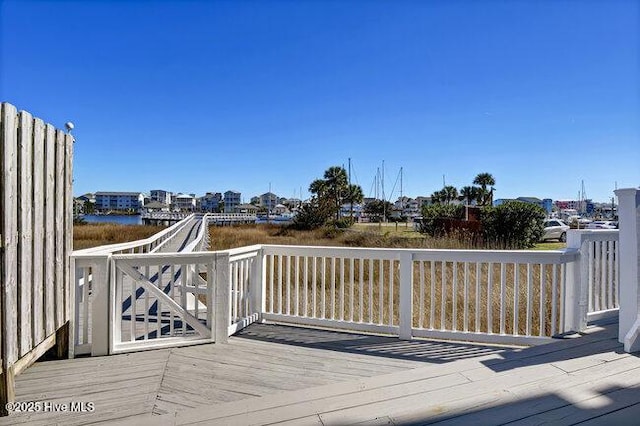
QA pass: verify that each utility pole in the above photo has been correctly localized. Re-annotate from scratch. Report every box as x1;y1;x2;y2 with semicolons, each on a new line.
348;158;353;220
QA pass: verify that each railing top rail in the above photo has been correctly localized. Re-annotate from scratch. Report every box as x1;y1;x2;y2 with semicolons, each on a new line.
182;214;211;253
72;213;196;256
260;244;579;264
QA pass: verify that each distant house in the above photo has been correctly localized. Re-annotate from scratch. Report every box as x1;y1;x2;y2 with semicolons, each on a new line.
200;192;222;212
259;192;278;212
173;193;196;211
224;190;241;213
94;191;145;212
150;189;172;205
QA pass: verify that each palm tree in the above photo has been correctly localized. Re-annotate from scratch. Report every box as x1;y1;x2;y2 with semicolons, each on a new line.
442;186;458;205
345;184;364;219
473;173;496;206
309;166;362;221
459;186;477;206
430;191;442;204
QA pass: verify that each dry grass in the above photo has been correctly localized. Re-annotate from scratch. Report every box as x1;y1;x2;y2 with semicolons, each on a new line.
263;256;562;337
209;224;488;251
73;223;165;250
209;224;564;337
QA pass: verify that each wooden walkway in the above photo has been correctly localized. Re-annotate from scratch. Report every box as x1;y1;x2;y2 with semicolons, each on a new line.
4;320;639;425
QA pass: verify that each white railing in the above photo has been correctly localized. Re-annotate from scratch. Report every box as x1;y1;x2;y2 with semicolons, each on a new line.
260;246;579;345
568;230;620;322
71;228;620;355
70;214;210;356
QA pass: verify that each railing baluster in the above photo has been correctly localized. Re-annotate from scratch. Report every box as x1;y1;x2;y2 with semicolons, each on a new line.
303;256;308;317
513;263;519;336
368;259;374;323
559;263;565;333
600;241;606;310
526;263;532;336
182;264;188;335
539;264;546;337
286;255;291;315
389;260;394;326
452;262;458;331
278;255;283;314
607;240;613;309
331;257;336;320
588;241;595;311
359;258;364;322
419;261;425;329
475;262;480;333
295;256;300;317
430;261;435;329
269;254;274;314
350;258;355;322
463;262;469;332
379;259;384;325
321;257;326;319
130;269;136;342
312;256;317;318
551;263;558;335
487;263;493;334
614;241;619;307
144;265;149;340
441;261;446;330
339;258;344;321
168;265;173;336
500;263;506;335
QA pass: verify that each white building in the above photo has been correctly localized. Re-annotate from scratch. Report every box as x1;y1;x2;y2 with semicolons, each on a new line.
150;189;172;205
259;192;278;212
94;191;145;212
173;193;196;211
224;190;241;213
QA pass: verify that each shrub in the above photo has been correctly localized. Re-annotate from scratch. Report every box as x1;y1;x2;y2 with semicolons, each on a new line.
290;199;330;230
417;204;465;236
480;201;546;249
331;217;355;229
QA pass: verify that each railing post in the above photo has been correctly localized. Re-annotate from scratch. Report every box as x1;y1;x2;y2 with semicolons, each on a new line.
251;248;266;320
399;251;413;340
91;255;111;356
215;252;231;343
564;231;588;333
615;188;640;351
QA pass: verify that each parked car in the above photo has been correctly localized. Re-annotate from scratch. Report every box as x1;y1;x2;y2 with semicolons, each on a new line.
586;221;618;229
542;219;570;242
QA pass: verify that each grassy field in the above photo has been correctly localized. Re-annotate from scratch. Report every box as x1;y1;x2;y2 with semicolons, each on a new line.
73;223;165;250
73;222;566;251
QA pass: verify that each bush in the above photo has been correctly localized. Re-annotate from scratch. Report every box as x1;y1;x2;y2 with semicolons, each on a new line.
480;201;546;249
417;204;465;236
290;200;330;230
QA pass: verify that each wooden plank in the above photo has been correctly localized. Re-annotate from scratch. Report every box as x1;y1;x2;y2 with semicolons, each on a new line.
54;129;65;329
31;118;45;346
43;123;55;337
64;133;73;328
17;111;34;357
1;103;19;366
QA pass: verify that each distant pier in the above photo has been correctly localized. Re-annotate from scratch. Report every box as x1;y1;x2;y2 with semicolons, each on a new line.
141;212;257;226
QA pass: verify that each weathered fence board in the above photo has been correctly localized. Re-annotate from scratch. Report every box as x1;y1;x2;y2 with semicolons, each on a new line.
0;102;73;415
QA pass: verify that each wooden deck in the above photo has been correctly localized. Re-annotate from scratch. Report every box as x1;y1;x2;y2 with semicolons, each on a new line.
4;319;639;425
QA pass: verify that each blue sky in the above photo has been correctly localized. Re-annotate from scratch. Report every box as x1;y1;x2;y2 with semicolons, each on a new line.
2;0;638;202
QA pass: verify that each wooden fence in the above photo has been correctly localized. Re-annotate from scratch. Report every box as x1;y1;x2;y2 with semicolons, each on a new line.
0;102;73;414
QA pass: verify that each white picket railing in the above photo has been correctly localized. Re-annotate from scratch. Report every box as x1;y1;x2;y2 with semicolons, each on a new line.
260;246;580;345
70;214;209;356
71;229;620;356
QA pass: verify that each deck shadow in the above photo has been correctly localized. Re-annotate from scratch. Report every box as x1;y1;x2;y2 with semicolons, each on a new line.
234;323;513;364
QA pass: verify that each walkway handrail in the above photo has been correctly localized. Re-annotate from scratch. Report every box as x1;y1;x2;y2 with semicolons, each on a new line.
74;213;196;256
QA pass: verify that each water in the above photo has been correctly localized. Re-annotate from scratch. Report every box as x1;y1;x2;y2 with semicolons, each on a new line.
81;214;142;225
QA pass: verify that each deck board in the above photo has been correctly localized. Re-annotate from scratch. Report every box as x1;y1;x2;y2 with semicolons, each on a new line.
3;321;637;426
